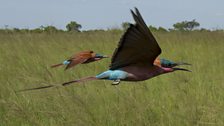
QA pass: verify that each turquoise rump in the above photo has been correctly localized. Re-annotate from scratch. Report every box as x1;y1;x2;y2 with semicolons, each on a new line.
96;70;128;80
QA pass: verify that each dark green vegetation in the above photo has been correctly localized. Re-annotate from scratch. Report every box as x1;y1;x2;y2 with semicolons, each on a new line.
172;19;200;31
1;19;208;33
0;30;224;125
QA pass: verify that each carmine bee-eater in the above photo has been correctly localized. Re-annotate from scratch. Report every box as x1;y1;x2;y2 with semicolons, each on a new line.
51;50;109;70
19;8;191;92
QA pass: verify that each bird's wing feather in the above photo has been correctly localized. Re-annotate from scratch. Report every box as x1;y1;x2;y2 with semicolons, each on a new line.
110;8;161;70
65;53;93;70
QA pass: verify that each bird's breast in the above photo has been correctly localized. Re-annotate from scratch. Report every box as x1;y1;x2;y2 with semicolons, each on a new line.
121;65;164;81
82;58;95;64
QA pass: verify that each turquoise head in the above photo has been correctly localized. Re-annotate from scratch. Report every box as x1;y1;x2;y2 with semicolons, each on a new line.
159;58;192;73
160;58;191;68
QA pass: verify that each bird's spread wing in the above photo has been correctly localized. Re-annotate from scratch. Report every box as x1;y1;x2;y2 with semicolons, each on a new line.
110;8;161;70
65;52;93;70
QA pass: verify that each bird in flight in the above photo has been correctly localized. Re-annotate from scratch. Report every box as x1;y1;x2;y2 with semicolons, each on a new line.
51;50;109;70
19;8;191;92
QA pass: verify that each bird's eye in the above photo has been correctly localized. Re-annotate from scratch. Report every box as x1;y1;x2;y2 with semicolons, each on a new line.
164;64;172;67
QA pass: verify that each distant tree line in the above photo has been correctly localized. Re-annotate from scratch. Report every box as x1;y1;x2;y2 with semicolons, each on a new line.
0;21;82;33
0;19;222;33
122;19;216;32
121;19;220;32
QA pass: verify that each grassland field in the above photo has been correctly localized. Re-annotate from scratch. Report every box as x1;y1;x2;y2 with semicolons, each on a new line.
0;30;224;126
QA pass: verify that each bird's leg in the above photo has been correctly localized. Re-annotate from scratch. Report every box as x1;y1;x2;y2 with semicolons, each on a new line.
112;79;121;85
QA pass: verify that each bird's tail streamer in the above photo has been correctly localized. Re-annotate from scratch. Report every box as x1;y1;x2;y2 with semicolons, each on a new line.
17;76;97;92
51;63;63;68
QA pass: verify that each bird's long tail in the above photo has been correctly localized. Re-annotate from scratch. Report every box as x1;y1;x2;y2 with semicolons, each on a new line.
51;60;71;68
51;63;63;68
18;76;97;92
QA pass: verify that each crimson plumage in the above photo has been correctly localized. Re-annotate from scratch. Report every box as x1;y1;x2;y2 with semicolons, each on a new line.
51;50;108;70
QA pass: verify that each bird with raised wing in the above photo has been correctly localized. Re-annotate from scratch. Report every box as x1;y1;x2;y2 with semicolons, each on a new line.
60;8;191;85
51;50;109;70
18;8;191;92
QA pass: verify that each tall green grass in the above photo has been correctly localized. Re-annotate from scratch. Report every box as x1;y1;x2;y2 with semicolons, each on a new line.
0;31;224;126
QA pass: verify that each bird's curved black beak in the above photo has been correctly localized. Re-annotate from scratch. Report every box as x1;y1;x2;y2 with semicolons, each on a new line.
173;67;192;72
176;62;192;66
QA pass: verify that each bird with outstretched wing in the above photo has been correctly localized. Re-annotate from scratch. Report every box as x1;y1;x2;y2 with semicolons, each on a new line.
18;8;191;92
51;50;108;70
